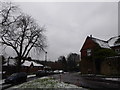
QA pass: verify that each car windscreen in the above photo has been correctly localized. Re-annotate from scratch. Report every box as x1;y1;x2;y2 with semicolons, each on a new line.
10;73;18;77
18;73;27;77
7;73;18;79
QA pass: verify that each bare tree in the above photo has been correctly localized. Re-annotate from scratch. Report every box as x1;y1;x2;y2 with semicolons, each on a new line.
0;2;47;71
67;53;80;71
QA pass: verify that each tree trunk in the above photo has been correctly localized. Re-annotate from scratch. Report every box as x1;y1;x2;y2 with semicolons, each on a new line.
16;57;22;72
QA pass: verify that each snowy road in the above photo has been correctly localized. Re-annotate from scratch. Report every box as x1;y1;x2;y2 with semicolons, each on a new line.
1;72;120;89
49;72;120;89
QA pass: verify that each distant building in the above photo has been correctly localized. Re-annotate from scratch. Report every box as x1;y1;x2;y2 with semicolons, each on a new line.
80;35;120;75
21;60;44;73
2;59;44;78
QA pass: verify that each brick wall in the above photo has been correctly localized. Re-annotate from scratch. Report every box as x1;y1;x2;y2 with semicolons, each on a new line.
101;57;120;75
80;37;97;74
81;37;97;58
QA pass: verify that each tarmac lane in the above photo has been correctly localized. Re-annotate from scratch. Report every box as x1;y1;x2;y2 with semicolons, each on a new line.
49;72;120;89
1;72;120;89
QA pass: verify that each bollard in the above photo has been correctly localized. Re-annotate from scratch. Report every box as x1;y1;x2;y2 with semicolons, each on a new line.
59;74;62;82
75;79;80;86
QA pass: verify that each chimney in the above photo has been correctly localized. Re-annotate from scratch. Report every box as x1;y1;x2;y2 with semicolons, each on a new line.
90;35;92;38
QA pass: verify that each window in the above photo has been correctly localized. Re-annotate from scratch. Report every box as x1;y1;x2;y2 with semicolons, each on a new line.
115;49;120;54
87;49;92;56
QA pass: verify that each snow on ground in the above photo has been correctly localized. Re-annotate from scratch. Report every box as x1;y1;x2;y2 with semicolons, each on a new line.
104;78;120;81
13;77;87;89
27;74;36;78
0;79;4;85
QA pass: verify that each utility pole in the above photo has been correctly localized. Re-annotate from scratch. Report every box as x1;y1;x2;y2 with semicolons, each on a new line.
45;51;47;62
44;51;47;72
42;48;47;66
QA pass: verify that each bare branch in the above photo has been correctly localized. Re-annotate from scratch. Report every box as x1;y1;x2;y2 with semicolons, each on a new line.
0;2;47;68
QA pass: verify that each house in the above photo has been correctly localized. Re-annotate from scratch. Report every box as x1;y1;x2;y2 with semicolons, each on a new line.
108;36;120;54
103;36;120;75
21;60;44;73
2;58;43;78
80;35;120;75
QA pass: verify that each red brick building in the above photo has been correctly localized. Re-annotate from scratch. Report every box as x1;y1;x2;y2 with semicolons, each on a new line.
108;36;120;54
80;35;120;75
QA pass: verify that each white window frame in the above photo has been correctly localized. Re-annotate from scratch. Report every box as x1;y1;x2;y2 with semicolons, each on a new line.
87;49;92;56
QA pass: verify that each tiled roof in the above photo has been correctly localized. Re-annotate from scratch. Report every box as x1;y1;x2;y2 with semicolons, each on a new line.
22;60;43;66
91;37;110;49
3;59;16;66
32;61;43;66
3;59;43;67
108;35;120;47
90;35;120;48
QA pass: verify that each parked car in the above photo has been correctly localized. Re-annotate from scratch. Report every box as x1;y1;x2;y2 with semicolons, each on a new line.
36;70;54;77
59;70;64;74
53;70;64;74
5;72;27;84
36;70;47;77
53;70;60;74
46;70;54;75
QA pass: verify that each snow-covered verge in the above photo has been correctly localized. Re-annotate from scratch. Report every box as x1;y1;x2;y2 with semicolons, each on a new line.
13;77;87;89
27;74;36;78
0;79;4;85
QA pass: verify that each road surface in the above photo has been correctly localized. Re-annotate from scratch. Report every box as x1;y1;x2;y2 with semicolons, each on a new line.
1;72;120;89
49;72;120;89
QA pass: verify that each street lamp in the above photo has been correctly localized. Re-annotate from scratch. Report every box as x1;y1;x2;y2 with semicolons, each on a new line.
42;48;47;64
44;51;47;72
42;48;47;69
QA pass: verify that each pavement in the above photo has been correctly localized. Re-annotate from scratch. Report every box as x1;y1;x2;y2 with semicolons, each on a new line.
81;74;120;83
104;78;120;81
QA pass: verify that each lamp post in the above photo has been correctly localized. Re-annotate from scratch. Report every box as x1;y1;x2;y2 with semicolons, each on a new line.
45;51;47;62
42;48;47;70
44;51;47;72
42;48;47;65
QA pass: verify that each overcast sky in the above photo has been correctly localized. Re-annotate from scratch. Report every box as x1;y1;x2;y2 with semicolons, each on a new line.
1;2;118;61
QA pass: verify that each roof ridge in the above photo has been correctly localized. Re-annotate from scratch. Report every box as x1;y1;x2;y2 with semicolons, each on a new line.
90;36;110;49
91;37;108;43
107;35;120;42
